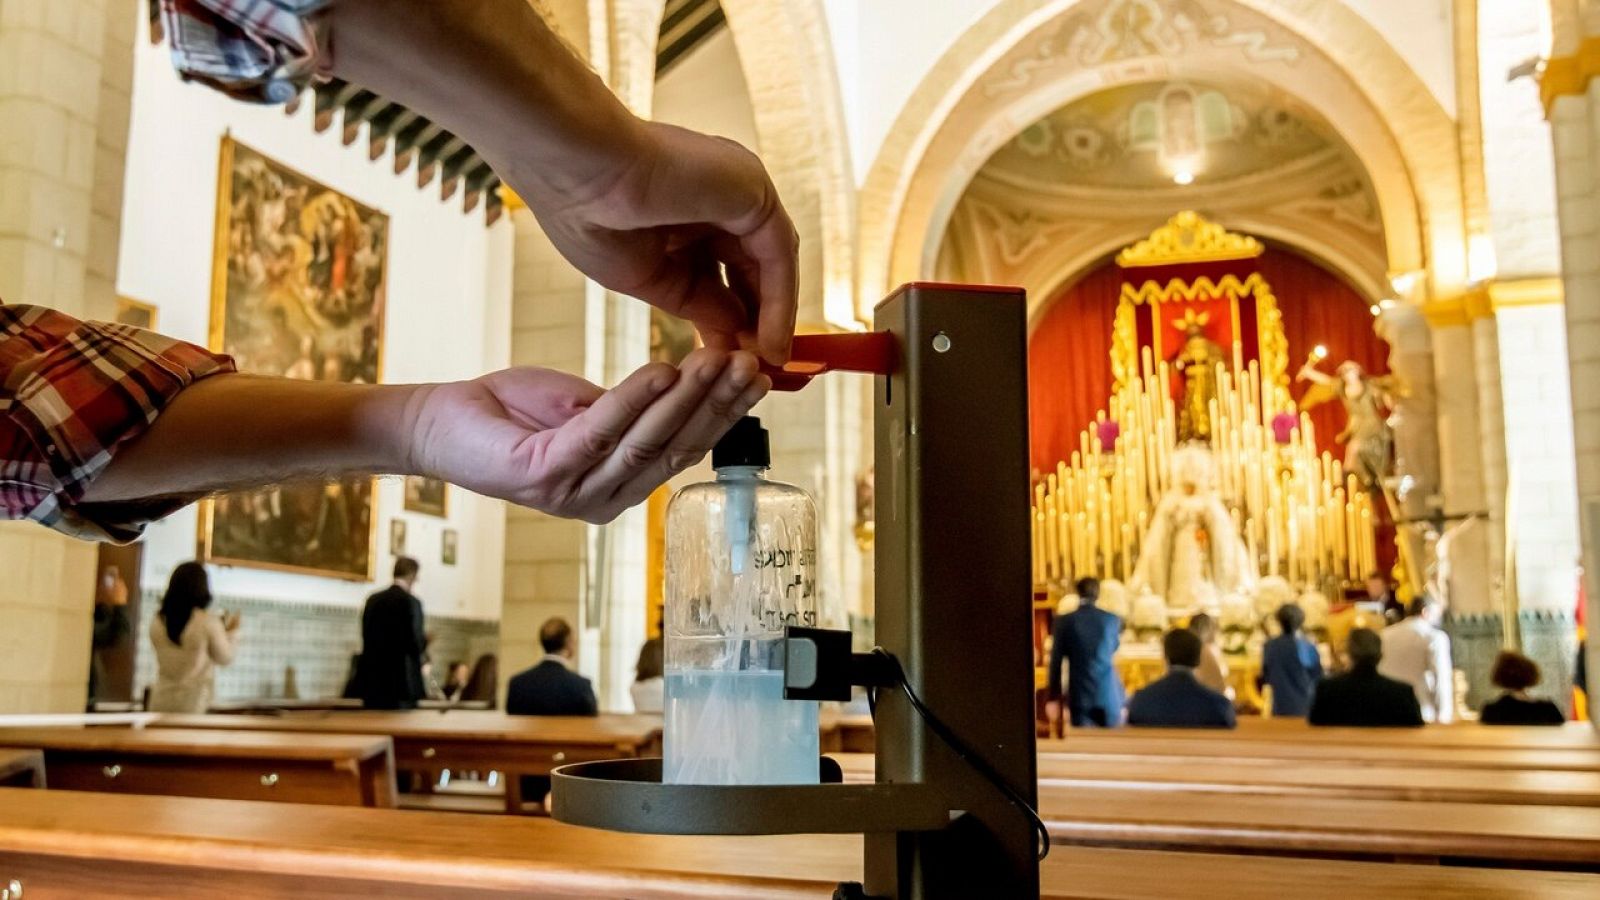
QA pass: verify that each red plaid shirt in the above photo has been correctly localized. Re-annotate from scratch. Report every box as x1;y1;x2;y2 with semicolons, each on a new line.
1;306;235;541
0;3;328;539
160;0;335;103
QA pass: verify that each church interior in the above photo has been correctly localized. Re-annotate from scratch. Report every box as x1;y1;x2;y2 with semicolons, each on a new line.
4;0;1600;896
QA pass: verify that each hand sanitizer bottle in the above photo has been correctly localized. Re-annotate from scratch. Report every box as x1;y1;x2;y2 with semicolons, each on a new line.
662;416;825;785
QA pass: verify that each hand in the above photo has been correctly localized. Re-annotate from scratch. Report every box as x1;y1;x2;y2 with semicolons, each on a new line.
1044;699;1062;736
407;348;770;524
224;612;242;632
526;122;798;364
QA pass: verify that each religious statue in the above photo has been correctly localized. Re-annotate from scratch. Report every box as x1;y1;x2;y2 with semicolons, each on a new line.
1130;446;1253;616
1297;353;1398;489
1171;310;1225;443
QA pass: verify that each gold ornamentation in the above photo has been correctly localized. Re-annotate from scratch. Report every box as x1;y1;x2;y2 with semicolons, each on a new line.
1488;277;1564;310
1539;36;1600;116
1115;210;1264;267
1110;272;1289;401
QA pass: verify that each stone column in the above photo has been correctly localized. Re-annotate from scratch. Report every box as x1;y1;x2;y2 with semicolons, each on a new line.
1543;0;1600;709
0;0;137;712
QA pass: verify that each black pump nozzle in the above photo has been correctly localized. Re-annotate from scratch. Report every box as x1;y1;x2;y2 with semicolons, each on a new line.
712;416;770;469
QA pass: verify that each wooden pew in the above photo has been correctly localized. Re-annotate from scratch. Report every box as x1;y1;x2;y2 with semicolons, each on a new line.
0;727;395;808
1123;719;1600;750
4;789;1600;899
150;711;660;813
1037;734;1600;771
1033;785;1600;868
0;749;44;788
833;752;1600;807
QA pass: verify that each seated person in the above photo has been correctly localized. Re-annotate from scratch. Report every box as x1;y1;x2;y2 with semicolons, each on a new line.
507;618;598;716
1127;629;1236;729
1308;628;1423;727
1480;651;1565;725
630;637;664;714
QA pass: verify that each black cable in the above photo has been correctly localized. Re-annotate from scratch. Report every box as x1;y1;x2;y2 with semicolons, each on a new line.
869;648;1051;860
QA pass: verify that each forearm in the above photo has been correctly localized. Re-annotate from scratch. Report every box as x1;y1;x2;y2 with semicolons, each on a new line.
81;375;423;504
326;0;644;203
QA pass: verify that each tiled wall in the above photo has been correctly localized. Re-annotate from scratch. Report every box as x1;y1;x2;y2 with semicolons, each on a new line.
1447;610;1579;715
133;590;498;703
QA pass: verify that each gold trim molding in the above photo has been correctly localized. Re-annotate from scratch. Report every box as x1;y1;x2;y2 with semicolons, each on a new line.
1423;278;1565;327
1489;276;1564;310
1113;272;1289;406
1540;36;1600;115
1115;211;1265;267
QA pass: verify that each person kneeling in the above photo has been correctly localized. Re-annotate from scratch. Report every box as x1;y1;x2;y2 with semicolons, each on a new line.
1308;628;1423;727
1127;629;1237;728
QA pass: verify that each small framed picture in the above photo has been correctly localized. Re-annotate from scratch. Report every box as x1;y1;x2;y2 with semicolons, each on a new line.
390;518;407;557
442;528;459;566
404;476;448;518
115;296;159;329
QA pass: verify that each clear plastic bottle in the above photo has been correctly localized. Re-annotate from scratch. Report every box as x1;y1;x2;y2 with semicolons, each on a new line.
662;416;826;785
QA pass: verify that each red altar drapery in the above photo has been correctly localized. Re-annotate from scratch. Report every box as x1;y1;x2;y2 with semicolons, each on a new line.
1028;247;1388;472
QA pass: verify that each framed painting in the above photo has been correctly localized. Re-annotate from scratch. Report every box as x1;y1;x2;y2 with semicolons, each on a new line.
442;528;459;566
404;476;448;518
199;137;389;581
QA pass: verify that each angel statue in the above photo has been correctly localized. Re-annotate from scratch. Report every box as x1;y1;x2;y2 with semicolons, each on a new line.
1297;352;1399;490
1130;446;1255;617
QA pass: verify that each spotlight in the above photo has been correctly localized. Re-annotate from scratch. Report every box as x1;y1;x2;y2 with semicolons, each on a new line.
1369;304;1382;316
1172;170;1195;186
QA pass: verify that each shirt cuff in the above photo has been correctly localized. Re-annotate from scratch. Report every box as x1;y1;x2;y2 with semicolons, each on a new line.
162;0;337;104
2;309;235;542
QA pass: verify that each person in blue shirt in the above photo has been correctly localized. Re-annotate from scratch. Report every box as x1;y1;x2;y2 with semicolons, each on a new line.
1127;628;1236;728
1259;603;1322;717
1046;578;1126;729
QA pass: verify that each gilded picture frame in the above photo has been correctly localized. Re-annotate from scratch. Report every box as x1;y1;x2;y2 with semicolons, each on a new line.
198;137;389;581
114;296;159;330
403;476;449;518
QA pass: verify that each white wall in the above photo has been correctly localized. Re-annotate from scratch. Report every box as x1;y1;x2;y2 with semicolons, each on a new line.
820;0;1457;186
653;28;761;149
117;19;510;620
1498;304;1582;611
1479;0;1561;278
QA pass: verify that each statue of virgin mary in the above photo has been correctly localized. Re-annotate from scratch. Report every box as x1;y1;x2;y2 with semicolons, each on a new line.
1130;446;1254;616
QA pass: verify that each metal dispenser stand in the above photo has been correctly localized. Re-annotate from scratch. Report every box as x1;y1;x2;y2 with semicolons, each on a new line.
551;284;1038;899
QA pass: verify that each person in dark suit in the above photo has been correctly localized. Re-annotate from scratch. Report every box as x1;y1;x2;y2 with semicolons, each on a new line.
507;617;599;716
1480;651;1565;725
1308;628;1423;727
1045;578;1125;730
1127;629;1236;728
1259;603;1323;717
354;557;427;710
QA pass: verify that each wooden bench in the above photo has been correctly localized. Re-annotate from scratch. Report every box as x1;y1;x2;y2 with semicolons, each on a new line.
833;752;1600;807
150;711;660;813
4;789;1600;898
1139;719;1600;750
0;727;395;808
0;749;44;788
1031;785;1600;868
1037;734;1600;771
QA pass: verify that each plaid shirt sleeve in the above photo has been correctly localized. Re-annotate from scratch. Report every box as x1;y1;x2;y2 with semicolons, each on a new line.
1;304;236;542
159;0;335;104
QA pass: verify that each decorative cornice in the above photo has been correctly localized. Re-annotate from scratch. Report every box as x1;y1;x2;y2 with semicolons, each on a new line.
1539;36;1600;116
1420;296;1470;328
1115;211;1264;268
1488;276;1564;310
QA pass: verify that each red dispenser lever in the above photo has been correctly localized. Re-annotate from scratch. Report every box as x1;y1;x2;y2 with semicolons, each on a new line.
760;332;896;390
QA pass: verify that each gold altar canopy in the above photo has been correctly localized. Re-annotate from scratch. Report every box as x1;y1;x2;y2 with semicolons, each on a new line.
1031;214;1378;603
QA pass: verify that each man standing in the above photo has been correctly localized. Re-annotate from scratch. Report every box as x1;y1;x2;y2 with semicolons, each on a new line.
1380;595;1456;723
1366;572;1404;625
1126;629;1236;728
1045;578;1125;730
1259;604;1323;717
507;618;599;716
355;557;427;710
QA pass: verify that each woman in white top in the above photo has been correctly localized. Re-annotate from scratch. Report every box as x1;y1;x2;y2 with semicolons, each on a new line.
147;562;239;713
630;637;664;714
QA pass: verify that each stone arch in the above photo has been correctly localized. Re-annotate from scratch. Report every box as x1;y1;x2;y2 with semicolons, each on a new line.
858;0;1467;318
